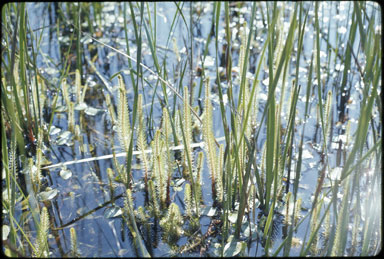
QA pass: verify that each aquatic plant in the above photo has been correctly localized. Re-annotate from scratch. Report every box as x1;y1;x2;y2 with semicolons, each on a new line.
1;2;381;257
160;203;183;244
117;75;132;152
151;129;168;209
137;94;150;193
123;189;150;257
203;79;223;204
70;227;79;257
33;207;49;258
182;86;194;180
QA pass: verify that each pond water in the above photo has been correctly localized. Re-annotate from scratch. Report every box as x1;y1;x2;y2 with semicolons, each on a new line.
3;2;381;257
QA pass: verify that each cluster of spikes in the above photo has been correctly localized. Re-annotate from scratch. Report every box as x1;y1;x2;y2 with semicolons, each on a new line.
113;74;225;247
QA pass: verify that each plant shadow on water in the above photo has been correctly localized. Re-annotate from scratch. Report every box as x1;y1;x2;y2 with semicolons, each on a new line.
1;1;382;257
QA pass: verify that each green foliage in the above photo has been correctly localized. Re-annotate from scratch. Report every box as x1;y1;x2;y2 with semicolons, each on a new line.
203;79;222;203
151;130;167;209
182;86;194;179
184;183;193;218
148;179;160;219
33;207;49;258
117;75;132;152
1;2;381;257
137;94;150;189
160;203;183;244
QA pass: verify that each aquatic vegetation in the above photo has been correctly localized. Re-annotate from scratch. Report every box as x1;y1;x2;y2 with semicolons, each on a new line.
117;75;132;152
1;1;381;257
203;79;223;204
70;227;79;257
160;203;184;244
33;207;49;258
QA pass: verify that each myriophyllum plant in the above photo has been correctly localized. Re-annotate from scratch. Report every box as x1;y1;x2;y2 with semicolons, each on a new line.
160;203;183;244
151;129;168;209
137;94;150;193
184;183;200;233
203;79;223;204
117;74;132;152
33;207;49;258
182;86;194;179
70;227;79;257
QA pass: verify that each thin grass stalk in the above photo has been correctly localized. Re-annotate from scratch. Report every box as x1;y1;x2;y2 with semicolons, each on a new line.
236;10;269;158
18;3;32;127
75;3;82;77
141;6;183;147
340;56;380;181
225;3;259;242
3;204;36;256
7;5;27;157
314;1;326;151
264;104;282;254
338;5;358;123
234;136;256;239
221;2;232;245
26;18;43;131
330;175;351;256
123;3;137;89
122;2;144;190
300;190;334;256
265;2;297;213
264;5;299;254
213;5;235;243
196;4;216;99
252;3;296;213
281;84;301;193
284;8;311;254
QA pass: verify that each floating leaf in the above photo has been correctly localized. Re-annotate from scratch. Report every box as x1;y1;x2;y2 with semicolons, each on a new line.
104;206;123;218
302;149;313;159
242;222;257;238
49;126;61;135
37;189;58;201
55;105;67;112
74;102;88;111
174;178;185;187
2;189;9;204
2;225;10;240
59;168;72;180
228;212;238;223
56;131;73;146
57;130;72;139
201;206;217;217
118;249;129;257
84;106;101;116
223;236;246;257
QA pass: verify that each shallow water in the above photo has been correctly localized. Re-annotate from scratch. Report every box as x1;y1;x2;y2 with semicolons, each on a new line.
3;2;381;257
